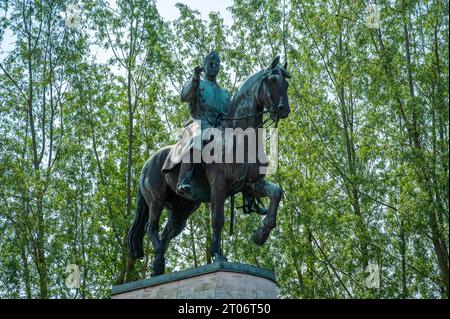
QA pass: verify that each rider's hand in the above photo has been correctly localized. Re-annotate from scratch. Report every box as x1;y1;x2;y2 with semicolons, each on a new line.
193;66;204;81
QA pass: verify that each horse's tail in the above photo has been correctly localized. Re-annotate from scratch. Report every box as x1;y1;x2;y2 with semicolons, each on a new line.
128;186;149;260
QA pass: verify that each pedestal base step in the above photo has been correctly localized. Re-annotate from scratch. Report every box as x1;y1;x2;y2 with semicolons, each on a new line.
111;262;276;299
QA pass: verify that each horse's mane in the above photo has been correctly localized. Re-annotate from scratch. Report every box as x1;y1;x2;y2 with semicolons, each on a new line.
227;69;266;119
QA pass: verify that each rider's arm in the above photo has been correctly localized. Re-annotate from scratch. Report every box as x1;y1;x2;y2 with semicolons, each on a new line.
181;78;200;118
181;66;203;107
180;77;199;103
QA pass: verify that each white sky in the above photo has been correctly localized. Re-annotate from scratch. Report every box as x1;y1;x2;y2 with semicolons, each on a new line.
156;0;233;25
0;0;234;63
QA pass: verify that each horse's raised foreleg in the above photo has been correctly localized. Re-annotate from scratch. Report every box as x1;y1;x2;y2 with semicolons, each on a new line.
251;180;283;246
209;172;227;262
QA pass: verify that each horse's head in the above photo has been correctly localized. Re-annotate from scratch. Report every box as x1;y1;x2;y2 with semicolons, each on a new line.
260;56;291;121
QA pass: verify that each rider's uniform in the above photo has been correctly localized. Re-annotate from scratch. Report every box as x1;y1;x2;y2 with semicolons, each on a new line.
162;78;230;172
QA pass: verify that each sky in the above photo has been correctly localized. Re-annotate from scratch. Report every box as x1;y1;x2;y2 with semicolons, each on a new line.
0;0;234;63
156;0;233;26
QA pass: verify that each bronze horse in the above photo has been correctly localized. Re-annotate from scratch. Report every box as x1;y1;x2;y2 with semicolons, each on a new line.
128;56;291;276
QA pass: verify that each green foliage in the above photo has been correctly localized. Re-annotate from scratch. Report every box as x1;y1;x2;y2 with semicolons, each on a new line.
0;0;448;299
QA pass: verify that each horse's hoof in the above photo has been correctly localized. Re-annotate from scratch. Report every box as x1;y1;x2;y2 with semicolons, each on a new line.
151;266;164;277
252;228;268;246
212;254;228;263
152;255;165;276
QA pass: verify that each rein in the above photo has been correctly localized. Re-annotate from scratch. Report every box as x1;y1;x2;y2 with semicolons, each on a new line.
222;110;269;121
223;73;273;123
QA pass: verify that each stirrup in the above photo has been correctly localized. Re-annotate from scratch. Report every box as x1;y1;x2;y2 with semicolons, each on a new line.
242;197;268;215
176;178;192;195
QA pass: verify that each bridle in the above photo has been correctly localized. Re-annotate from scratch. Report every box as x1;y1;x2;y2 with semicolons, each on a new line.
223;70;285;128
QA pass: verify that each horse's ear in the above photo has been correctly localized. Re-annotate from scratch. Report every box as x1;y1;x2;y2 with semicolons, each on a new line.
283;61;288;70
270;56;280;69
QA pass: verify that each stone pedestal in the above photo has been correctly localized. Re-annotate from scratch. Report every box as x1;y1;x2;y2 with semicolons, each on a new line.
111;262;276;299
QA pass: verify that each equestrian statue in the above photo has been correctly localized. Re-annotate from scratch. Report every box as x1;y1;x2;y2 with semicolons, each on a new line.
128;51;291;276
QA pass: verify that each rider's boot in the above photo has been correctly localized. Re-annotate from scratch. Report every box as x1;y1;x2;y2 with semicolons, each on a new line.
177;162;194;195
